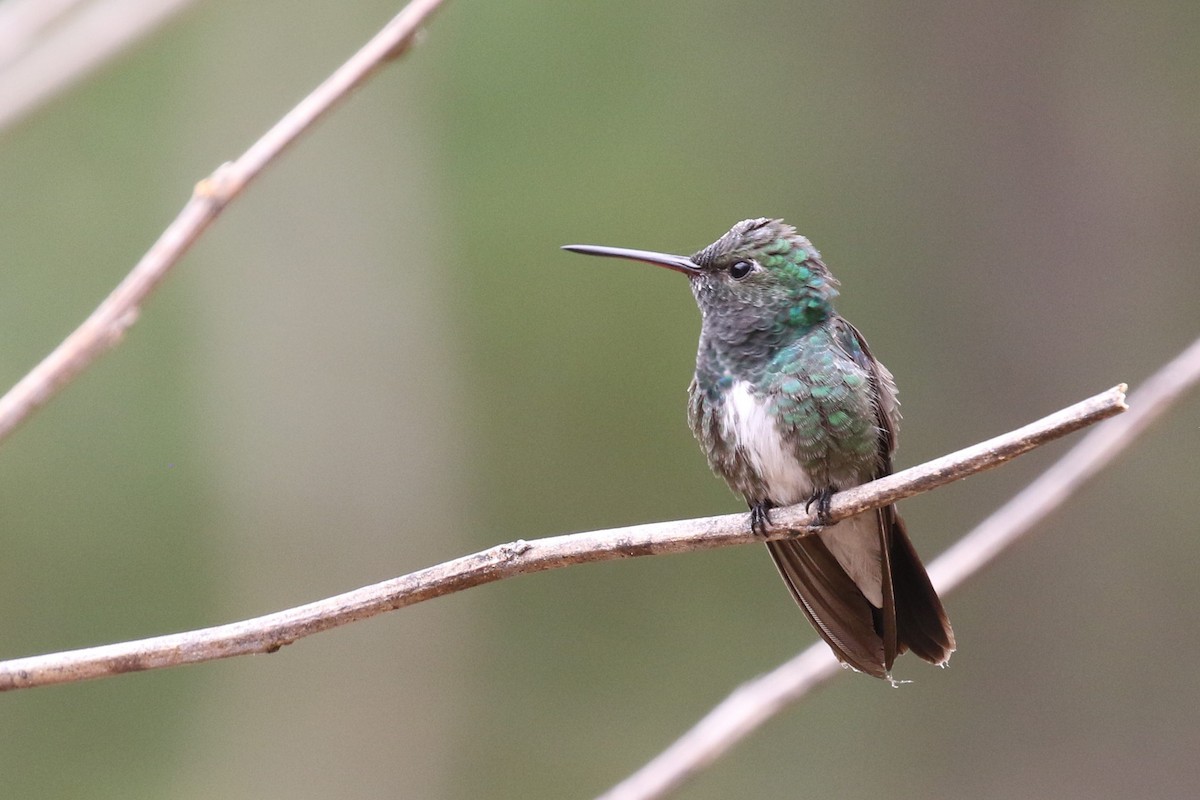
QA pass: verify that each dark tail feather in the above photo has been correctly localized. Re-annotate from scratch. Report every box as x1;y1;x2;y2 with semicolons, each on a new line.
766;506;954;678
887;511;956;665
766;536;891;678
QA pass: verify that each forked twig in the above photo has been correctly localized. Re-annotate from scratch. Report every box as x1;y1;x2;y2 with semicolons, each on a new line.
0;0;448;446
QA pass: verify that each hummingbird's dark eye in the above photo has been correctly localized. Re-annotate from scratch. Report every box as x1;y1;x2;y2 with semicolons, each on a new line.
728;260;754;280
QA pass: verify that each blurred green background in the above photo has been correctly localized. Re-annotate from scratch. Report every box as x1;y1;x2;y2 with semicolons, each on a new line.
2;1;1198;797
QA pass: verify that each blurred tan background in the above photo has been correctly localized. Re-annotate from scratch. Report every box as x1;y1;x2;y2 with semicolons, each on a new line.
1;1;1198;797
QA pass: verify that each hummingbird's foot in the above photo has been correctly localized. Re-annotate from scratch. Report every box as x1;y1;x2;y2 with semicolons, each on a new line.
805;487;836;527
749;501;774;536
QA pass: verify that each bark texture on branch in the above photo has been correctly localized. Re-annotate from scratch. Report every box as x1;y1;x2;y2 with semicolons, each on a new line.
0;385;1125;692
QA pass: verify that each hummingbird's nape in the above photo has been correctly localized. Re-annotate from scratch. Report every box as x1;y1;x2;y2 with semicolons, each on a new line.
561;244;700;275
563;219;955;680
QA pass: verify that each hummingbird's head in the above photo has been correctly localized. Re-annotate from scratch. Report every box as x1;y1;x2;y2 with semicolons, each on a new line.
687;218;837;319
563;217;838;329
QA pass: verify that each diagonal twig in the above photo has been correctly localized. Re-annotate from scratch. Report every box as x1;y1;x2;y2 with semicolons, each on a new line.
0;0;449;446
0;385;1125;692
596;335;1200;800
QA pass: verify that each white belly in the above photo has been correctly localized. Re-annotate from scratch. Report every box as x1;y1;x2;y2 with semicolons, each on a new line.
721;380;813;505
722;380;883;607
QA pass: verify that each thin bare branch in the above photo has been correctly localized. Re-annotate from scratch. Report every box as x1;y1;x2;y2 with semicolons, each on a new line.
0;0;448;445
598;336;1200;800
0;385;1125;692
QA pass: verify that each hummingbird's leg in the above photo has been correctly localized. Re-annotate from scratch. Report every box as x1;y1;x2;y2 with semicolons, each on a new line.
749;500;774;536
805;487;836;527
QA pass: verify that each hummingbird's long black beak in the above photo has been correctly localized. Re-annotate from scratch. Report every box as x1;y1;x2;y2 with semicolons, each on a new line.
561;244;700;275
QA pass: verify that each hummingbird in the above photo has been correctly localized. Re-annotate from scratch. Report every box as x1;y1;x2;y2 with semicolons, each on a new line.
563;218;954;679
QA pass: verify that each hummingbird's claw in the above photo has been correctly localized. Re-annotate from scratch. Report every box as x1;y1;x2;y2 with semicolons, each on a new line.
805;487;836;527
749;501;774;536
